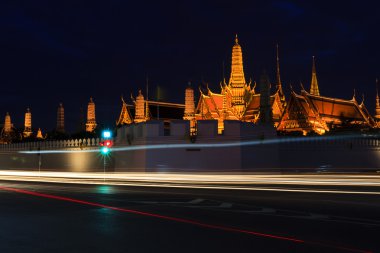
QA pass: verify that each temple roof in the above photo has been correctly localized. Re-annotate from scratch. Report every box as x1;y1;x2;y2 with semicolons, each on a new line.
287;90;375;127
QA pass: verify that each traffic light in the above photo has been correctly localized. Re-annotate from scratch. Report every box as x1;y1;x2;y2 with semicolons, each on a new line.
102;130;112;139
100;130;113;155
100;140;113;147
101;147;110;155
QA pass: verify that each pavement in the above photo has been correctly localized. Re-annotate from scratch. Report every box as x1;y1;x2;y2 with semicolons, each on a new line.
0;174;379;253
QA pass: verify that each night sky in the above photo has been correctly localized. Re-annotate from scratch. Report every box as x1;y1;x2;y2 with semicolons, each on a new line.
1;1;379;133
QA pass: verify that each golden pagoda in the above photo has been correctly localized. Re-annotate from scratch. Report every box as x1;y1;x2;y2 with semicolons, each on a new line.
3;112;13;134
133;90;150;123
86;97;97;132
183;85;196;133
192;35;286;133
23;108;33;138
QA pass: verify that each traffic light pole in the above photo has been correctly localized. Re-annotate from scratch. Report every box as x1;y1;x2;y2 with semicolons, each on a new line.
103;155;106;183
100;130;113;184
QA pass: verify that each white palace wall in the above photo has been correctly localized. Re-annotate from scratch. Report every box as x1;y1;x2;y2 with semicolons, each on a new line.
0;120;379;172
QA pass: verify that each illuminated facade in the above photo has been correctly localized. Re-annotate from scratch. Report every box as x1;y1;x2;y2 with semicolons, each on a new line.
57;103;65;133
86;97;97;133
23;108;32;138
193;36;286;133
277;59;376;135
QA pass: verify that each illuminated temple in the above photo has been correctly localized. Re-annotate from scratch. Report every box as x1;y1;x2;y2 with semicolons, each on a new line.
193;36;286;133
277;58;376;134
115;35;379;136
1;35;380;143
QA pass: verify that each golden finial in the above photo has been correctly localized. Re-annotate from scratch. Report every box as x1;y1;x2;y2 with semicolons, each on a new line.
352;88;356;101
300;82;305;91
235;34;239;44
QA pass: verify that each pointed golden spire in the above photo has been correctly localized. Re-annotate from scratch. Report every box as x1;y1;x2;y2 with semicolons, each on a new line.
229;34;247;117
3;112;12;134
86;97;97;132
275;44;286;106
276;44;282;89
310;56;320;96
23;107;32;138
300;82;306;91
376;79;380;105
352;88;357;101
375;79;380;120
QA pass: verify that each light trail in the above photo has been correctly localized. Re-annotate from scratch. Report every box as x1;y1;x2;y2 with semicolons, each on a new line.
1;171;380;195
0;185;373;253
18;134;371;154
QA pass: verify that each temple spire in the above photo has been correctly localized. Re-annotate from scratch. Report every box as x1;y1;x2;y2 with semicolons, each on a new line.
23;108;32;138
228;34;247;118
275;44;286;104
85;97;97;133
310;56;320;96
376;79;380;106
375;79;380;121
276;44;282;90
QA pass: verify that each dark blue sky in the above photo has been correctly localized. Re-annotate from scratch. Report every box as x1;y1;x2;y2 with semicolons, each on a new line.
1;1;379;132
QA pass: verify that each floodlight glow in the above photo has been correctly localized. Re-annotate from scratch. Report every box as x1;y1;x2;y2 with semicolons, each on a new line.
101;147;110;155
103;130;111;139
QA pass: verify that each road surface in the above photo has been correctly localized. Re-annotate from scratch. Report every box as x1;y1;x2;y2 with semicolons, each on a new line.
0;174;379;252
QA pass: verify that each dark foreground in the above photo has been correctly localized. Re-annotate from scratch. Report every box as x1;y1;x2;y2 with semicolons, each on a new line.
0;180;379;253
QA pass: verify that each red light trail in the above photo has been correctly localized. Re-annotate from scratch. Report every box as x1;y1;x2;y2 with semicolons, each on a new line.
0;185;372;253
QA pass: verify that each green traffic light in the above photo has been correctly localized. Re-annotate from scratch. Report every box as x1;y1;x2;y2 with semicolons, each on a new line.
101;147;110;155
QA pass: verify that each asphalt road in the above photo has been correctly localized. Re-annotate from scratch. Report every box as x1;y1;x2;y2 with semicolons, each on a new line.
0;180;379;253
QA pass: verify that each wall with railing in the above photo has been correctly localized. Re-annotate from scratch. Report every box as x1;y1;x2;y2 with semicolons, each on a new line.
0;138;100;151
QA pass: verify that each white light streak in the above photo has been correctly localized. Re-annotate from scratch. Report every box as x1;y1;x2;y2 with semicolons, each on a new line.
0;170;380;195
